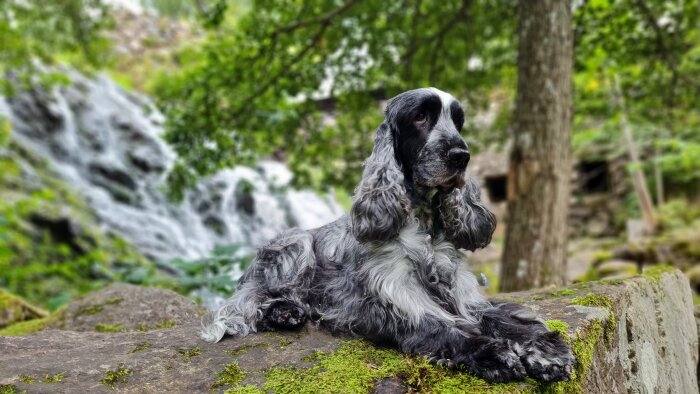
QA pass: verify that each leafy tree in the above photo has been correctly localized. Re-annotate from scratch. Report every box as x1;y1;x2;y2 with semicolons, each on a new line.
152;0;518;198
0;0;112;93
573;0;700;193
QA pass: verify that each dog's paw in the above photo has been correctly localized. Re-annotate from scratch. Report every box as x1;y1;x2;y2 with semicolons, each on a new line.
455;338;527;383
516;331;574;382
263;300;307;330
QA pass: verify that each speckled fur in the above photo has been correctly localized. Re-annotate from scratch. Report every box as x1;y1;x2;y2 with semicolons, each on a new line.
202;88;573;383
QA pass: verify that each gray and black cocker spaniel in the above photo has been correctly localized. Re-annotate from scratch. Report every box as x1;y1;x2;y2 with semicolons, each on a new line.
202;88;574;383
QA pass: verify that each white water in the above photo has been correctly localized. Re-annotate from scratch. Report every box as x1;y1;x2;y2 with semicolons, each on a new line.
0;71;344;262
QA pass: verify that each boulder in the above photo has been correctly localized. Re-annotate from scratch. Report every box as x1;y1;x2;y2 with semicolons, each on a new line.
0;268;697;394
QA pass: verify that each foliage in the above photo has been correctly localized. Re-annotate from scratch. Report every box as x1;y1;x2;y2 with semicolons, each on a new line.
657;198;700;230
151;0;518;197
166;244;254;302
573;0;700;188
141;0;198;19
151;0;700;199
0;0;113;93
0;143;158;310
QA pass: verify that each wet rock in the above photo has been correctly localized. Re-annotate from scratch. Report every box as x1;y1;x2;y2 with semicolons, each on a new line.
0;269;696;393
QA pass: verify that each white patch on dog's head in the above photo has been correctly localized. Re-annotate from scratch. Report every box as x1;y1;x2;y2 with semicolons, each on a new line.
429;87;456;115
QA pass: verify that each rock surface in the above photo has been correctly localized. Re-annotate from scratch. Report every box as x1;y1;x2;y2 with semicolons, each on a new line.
0;269;697;393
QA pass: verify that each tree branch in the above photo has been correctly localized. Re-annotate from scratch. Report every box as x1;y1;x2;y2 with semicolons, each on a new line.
231;23;331;118
401;0;423;82
428;0;473;81
269;0;362;38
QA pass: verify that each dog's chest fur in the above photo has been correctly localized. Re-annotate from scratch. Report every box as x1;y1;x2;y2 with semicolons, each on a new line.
356;218;475;325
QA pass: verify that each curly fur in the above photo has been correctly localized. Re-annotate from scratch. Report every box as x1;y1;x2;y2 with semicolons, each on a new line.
201;88;574;383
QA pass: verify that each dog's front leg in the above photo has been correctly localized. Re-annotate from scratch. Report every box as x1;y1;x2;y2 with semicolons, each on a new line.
394;319;527;383
438;178;496;252
479;301;574;382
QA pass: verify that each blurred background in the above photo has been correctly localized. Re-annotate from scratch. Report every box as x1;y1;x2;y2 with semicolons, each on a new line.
0;0;698;327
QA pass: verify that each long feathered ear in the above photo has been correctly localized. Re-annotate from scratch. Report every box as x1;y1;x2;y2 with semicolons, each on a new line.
439;177;497;251
350;123;410;243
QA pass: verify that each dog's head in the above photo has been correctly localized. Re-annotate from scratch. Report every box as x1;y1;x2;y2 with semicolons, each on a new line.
385;88;469;190
351;88;490;244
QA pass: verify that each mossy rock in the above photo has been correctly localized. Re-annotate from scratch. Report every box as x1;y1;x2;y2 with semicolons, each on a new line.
0;284;205;336
0;289;47;328
0;142;157;311
595;260;638;280
0;270;697;393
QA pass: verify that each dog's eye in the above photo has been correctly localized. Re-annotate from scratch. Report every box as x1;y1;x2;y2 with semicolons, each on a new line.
415;112;427;125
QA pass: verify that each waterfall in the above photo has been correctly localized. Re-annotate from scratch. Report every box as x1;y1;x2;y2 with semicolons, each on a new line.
0;71;344;263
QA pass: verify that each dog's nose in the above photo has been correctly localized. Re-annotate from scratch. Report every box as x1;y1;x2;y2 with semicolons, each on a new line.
447;148;470;169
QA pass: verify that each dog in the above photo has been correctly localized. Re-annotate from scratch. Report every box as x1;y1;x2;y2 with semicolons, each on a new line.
201;88;574;383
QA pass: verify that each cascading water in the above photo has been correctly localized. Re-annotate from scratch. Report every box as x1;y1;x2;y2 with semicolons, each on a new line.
0;71;344;265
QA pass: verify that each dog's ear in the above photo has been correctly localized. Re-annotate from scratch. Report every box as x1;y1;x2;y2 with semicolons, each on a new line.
350;122;410;243
440;177;497;251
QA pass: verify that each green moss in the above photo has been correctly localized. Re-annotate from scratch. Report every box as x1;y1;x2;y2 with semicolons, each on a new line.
569;293;616;344
105;297;123;305
591;250;613;264
18;375;36;384
154;319;176;329
569;293;612;310
225;386;264;394
137;319;176;331
223;340;530;394
94;323;125;333
545;320;571;340
0;289;48;330
403;357;528;394
100;364;131;388
0;384;23;394
264;332;296;348
178;346;201;361
212;361;246;389
229;342;270;356
642;265;675;283
128;343;152;354
0;142;158;311
540;320;606;394
43;372;65;383
77;304;103;316
0;316;51;336
549;289;577;298
600;278;624;286
570;282;592;290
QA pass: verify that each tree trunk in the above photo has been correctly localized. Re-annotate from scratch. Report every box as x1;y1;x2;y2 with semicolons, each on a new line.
500;0;573;292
